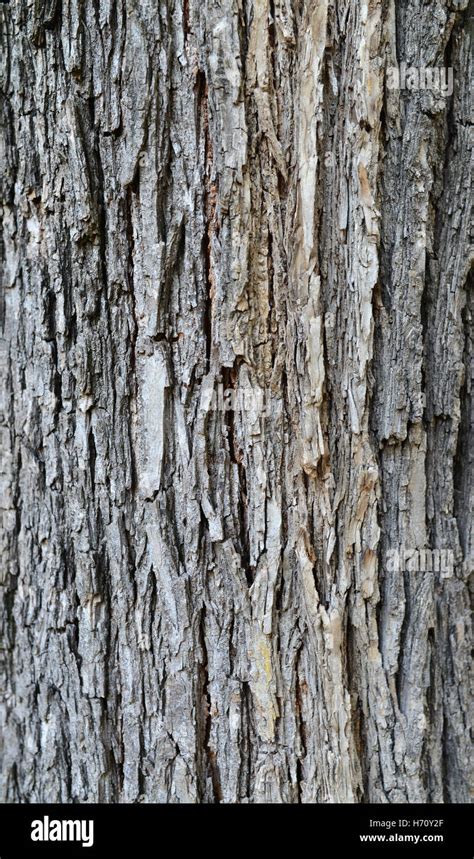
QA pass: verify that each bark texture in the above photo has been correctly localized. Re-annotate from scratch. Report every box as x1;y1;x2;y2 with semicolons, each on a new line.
1;0;472;803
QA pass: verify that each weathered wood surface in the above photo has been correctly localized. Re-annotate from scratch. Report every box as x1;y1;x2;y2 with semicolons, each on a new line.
1;0;472;802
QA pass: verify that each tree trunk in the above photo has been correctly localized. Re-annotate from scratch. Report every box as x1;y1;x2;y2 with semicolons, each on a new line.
1;0;471;804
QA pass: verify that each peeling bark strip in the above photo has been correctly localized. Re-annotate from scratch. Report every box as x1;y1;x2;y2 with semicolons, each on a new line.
0;0;471;804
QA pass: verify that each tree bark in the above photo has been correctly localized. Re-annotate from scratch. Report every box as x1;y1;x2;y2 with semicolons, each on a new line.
1;0;472;803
